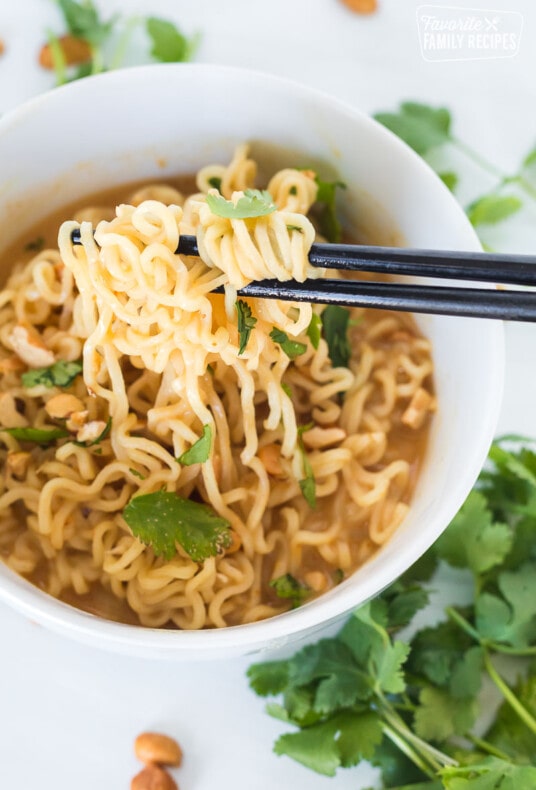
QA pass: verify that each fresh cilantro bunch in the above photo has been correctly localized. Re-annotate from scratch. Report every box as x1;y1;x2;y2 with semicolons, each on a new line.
373;101;536;250
248;436;536;788
44;0;199;85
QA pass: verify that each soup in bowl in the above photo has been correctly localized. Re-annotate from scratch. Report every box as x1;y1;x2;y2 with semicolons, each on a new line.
0;64;503;658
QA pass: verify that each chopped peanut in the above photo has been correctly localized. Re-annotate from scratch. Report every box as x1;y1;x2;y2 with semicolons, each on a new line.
401;387;436;430
9;323;55;368
0;40;5;57
225;529;242;555
39;35;91;70
75;420;107;443
257;443;283;476
6;451;31;478
134;732;183;767
45;394;85;420
131;765;178;790
301;427;346;449
0;356;25;374
0;392;28;428
66;410;89;432
339;0;377;12
304;571;327;593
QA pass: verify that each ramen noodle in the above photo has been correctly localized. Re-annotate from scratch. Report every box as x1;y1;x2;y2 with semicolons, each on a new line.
0;146;435;628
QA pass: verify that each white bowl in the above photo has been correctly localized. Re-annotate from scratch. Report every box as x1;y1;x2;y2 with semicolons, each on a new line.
0;64;503;659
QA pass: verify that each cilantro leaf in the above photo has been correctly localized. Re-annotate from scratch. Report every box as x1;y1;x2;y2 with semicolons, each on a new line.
306;313;322;350
475;562;536;648
236;300;257;355
247;660;290;697
297;424;316;509
146;17;199;63
313;176;346;243
485;672;536;763
439;171;459;192
522;146;536;169
380;581;430;631
467;195;523;227
207;176;222;191
414;686;478;741
177;425;212;465
206;189;276;219
435;490;512;574
340;603;409;694
269;328;307;360
371;737;433;788
374;101;452;156
123;491;232;562
321;305;351;369
2;426;70;444
57;0;116;46
439;758;536;789
274;710;382;776
21;359;83;389
270;574;310;608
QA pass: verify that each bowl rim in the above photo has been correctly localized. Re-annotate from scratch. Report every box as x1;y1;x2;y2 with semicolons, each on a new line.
0;62;504;656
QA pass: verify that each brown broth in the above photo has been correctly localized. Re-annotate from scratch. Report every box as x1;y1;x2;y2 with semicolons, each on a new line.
0;179;433;627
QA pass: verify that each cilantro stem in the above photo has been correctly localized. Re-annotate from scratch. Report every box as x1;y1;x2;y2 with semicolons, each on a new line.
465;734;512;762
453;136;536;205
109;15;140;70
89;43;104;74
381;722;438;781
378;695;457;772
46;29;67;85
452;137;504;181
446;606;482;643
484;650;536;736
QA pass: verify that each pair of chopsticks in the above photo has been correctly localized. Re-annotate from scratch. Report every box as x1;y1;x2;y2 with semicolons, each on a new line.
71;230;536;322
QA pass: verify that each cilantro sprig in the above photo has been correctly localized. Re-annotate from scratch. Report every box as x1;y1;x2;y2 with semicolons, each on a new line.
123;490;232;562
177;425;212;465
269;328;307;360
236;300;257;355
21;359;83;389
206;189;276;219
248;437;536;788
374;100;536;247
321;305;351;369
270;574;310;609
44;2;198;85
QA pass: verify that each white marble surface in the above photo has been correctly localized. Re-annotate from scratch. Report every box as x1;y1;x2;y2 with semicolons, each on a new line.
0;1;535;787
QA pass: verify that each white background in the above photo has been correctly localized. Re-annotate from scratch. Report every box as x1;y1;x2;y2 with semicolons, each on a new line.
1;1;536;787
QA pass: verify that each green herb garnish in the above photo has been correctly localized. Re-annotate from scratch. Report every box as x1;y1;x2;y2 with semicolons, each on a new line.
123;490;232;562
206;189;276;219
306;313;322;350
236;300;257;355
129;468;146;480
374;101;452;156
286;224;303;233
21;360;83;389
270;574;310;609
207;176;222;191
281;382;292;398
321;305;351;369
438;171;458;192
3;426;70;444
270;328;307;360
467;194;523;227
297;423;316;509
24;236;45;253
73;417;111;447
146;17;199;63
177;425;212;466
248;436;536;787
314;176;346;243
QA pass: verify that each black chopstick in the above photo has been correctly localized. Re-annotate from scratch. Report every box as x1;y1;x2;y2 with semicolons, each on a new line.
69;229;536;321
235;279;536;322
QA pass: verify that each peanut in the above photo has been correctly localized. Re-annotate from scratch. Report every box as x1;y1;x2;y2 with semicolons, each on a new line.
45;394;85;420
39;35;91;70
257;443;283;476
340;0;377;13
0;392;28;429
134;732;183;768
6;452;31;478
131;765;178;790
304;571;327;593
401;387;436;430
9;323;55;368
75;420;107;444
